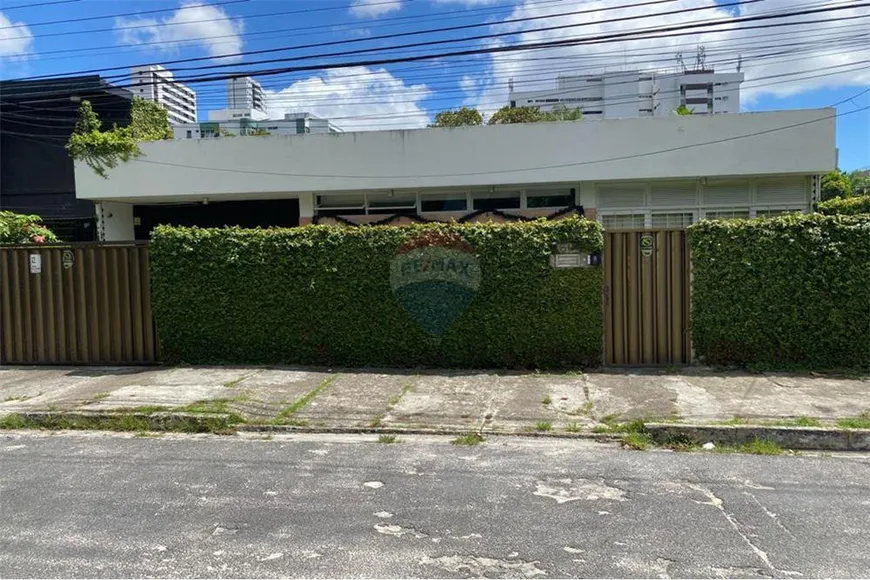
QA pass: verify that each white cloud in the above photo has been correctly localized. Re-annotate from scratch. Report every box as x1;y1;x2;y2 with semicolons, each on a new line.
0;11;34;58
114;2;244;62
265;67;432;131
469;0;870;114
349;0;402;18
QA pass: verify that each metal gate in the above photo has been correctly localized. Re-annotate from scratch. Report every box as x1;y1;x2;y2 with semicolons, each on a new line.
603;230;691;365
0;243;157;365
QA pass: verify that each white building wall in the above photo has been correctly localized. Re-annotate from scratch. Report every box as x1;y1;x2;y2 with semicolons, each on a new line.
510;69;743;119
96;202;135;241
226;77;267;114
76;109;835;206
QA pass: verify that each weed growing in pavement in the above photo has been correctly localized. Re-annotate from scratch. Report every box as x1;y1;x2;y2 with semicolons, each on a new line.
377;435;400;444
451;433;485;446
0;413;27;429
541;395;552;406
369;414;384;428
2;395;31;403
837;412;870;430
766;416;822;427
713;416;747;426
535;421;552;432
223;375;249;389
621;432;652;451
272;376;336;425
565;422;581;433
175;399;246;424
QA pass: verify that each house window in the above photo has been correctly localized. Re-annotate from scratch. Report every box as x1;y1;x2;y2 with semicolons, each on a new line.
601;214;644;230
651;212;694;228
185;130;192;139
471;190;521;211
420;192;467;212
704;209;749;220
316;194;366;216
754;208;802;218
366;191;418;215
526;187;573;208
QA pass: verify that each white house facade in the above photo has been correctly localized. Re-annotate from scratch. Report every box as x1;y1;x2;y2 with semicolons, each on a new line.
74;109;836;241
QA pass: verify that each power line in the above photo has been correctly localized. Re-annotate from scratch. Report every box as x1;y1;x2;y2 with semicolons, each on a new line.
0;0;80;11
0;0;249;30
8;2;868;102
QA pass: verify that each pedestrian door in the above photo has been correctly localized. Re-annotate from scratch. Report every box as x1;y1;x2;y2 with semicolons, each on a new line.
603;230;691;365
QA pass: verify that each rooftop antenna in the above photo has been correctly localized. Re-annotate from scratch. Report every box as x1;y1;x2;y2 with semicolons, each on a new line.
694;45;707;70
675;51;686;73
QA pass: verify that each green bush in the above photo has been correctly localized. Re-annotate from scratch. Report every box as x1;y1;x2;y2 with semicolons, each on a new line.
817;195;870;216
150;217;603;369
689;214;870;370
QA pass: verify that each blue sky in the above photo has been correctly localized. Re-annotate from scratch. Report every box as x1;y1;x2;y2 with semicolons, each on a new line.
1;0;867;170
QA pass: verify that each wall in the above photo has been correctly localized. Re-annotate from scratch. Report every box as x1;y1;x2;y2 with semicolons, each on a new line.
75;109;836;204
97;202;135;241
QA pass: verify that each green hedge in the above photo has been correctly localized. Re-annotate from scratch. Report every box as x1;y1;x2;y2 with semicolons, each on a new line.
150;217;603;368
689;214;870;370
816;195;870;215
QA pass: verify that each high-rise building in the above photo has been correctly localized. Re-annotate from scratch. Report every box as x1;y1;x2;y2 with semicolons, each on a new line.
508;68;744;119
129;65;197;124
227;77;267;114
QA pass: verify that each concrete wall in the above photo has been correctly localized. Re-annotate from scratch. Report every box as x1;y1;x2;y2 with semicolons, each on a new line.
75;109;836;204
96;202;134;241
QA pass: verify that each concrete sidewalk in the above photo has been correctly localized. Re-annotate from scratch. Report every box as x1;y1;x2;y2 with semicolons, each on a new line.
1;365;867;433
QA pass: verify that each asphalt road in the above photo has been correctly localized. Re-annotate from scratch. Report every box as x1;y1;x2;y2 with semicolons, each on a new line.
1;432;869;579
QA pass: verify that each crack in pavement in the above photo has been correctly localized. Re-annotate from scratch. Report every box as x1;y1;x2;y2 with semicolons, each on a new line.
743;491;795;539
684;483;801;578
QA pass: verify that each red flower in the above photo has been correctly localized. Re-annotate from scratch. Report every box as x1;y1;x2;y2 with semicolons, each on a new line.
32;235;45;244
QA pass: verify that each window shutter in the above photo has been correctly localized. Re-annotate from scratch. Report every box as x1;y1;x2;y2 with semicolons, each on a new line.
649;183;697;207
597;186;645;209
756;179;807;204
703;183;750;205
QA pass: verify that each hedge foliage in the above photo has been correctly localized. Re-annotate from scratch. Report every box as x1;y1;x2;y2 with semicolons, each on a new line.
150;217;603;368
689;214;870;370
816;195;870;216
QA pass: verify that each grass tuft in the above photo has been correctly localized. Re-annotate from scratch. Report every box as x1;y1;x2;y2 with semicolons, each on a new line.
451;432;485;446
565;422;581;433
377;434;400;444
535;421;552;432
541;395;552;406
272;376;335;425
837;412;870;430
767;416;822;427
621;432;652;451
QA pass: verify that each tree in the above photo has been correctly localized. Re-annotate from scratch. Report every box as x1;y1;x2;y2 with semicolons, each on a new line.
67;97;173;178
0;211;59;244
217;128;237;137
673;104;694;115
430;107;483;127
250;127;271;136
848;169;870;196
487;105;545;125
542;104;582;121
820;169;853;201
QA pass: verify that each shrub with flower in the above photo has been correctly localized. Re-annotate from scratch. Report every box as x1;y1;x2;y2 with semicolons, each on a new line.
0;211;59;244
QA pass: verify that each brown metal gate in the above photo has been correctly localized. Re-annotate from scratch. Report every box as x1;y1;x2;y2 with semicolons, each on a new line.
0;243;157;365
603;230;691;365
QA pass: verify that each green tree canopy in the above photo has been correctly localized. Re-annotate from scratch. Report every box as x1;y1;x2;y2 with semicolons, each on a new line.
673;104;695;116
430;107;484;127
67;97;173;178
487;105;545;125
848;169;870;196
820;169;853;201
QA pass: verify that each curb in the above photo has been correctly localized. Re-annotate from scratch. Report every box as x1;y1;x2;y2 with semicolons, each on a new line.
237;423;621;441
646;423;870;451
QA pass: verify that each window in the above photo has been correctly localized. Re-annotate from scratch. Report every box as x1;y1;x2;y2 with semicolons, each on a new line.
472;190;520;211
366;192;417;215
316;194;366;216
601;214;644;230
704;209;749;220
185;130;192;139
755;208;801;218
651;212;694;228
421;192;467;212
526;187;573;208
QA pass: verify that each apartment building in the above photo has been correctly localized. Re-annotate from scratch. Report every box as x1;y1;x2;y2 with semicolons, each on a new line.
227;77;267;114
509;69;744;119
129;65;197;124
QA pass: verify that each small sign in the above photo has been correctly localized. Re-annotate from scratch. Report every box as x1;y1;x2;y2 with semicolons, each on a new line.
552;253;583;269
640;235;654;258
62;250;75;270
29;253;42;274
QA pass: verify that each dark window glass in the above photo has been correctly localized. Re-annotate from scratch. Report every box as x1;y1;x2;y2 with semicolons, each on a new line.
527;194;572;208
473;196;520;211
421;198;467;212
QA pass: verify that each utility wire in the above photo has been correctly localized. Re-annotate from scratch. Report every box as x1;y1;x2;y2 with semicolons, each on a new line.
0;0;249;30
0;0;80;11
7;2;868;102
